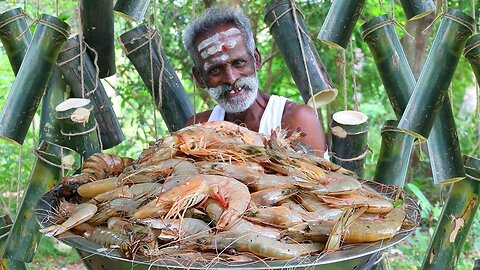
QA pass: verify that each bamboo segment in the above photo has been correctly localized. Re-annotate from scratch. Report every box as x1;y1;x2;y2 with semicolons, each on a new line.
114;0;151;22
2;141;78;262
119;25;194;132
0;14;70;145
56;98;101;159
396;9;474;142
399;0;436;21
57;35;125;149
39;68;68;146
0;214;27;270
373;120;415;186
465;34;480;84
362;15;465;185
264;0;337;109
317;0;366;49
330;110;369;178
422;156;480;270
80;0;116;78
0;8;32;75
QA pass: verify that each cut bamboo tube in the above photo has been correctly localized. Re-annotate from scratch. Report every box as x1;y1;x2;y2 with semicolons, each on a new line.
373;120;415;186
0;213;27;270
362;15;465;184
2;141;78;262
56;98;101;159
421;156;479;270
0;8;32;75
119;25;194;132
399;0;436;21
264;0;337;109
0;14;70;145
57;35;124;149
397;9;474;142
39;68;68;146
317;0;366;49
114;0;151;22
330;110;369;178
80;0;116;78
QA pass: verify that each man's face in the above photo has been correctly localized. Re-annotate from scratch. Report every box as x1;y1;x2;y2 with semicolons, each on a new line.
194;25;260;113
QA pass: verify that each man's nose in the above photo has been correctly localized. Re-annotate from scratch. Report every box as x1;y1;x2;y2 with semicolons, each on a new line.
223;66;240;85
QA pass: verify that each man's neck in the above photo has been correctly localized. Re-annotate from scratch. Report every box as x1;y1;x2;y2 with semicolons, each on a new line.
224;91;270;132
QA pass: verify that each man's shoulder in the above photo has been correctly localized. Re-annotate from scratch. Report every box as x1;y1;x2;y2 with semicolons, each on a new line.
185;110;213;125
283;100;316;117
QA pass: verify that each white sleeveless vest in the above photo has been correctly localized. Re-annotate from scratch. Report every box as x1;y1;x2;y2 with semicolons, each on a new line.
207;95;288;136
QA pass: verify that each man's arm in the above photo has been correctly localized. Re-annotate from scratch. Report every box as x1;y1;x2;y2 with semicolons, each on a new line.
282;102;327;156
185;110;213;126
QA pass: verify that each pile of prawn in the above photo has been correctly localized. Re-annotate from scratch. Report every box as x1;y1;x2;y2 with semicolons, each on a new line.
38;121;419;263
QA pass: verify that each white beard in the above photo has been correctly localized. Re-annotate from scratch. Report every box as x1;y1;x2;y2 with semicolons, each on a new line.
207;74;259;113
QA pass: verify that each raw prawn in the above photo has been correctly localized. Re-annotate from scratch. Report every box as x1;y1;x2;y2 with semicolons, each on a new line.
40;203;97;236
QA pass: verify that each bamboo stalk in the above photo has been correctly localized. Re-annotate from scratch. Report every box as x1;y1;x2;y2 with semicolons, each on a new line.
57;35;125;149
264;0;337;109
0;214;27;270
465;34;480;85
56;98;101;159
399;0;436;21
119;25;194;132
0;14;70;145
2;141;79;262
330;110;369;178
80;0;116;78
0;8;32;75
396;9;474;142
317;0;366;49
114;0;151;23
373;120;415;186
39;68;69;146
421;156;480;269
362;15;465;185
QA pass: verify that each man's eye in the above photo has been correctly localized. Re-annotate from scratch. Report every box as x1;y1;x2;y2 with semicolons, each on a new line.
233;60;246;67
209;67;221;75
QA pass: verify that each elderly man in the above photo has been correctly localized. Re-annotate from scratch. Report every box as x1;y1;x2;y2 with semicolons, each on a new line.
183;6;327;156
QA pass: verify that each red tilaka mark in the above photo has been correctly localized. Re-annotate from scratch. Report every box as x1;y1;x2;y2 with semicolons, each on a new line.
221;44;229;52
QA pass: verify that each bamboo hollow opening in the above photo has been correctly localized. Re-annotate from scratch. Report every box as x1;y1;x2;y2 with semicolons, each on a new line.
113;0;150;23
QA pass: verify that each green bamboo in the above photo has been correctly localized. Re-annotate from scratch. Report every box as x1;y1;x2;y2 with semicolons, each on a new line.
2;141;78;262
397;9;474;143
0;8;32;75
0;14;70;145
119;25;194;132
0;214;27;270
264;0;337;109
56;98;101;159
362;15;465;185
465;34;480;84
80;0;116;78
114;0;151;22
39;68;69;146
399;0;436;21
421;156;480;270
330;110;369;178
317;0;366;49
373;120;415;186
57;35;125;149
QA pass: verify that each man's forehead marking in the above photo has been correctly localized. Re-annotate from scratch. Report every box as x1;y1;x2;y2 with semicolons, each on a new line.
200;37;241;59
197;28;241;51
204;54;229;71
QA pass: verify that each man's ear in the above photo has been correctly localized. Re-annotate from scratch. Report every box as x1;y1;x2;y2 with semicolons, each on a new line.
254;48;262;71
192;67;206;88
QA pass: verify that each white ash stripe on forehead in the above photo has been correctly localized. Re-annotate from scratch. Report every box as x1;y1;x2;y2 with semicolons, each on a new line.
197;28;241;51
204;54;229;71
200;37;241;59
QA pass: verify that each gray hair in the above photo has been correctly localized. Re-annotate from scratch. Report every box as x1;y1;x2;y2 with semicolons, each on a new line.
182;6;256;70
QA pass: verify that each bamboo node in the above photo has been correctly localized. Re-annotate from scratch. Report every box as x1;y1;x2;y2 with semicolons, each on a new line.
331;147;370;162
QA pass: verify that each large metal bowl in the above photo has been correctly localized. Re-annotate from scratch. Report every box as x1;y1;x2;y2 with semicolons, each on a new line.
36;181;420;270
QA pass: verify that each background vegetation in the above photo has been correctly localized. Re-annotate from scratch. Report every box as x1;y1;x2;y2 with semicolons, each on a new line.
0;0;479;269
